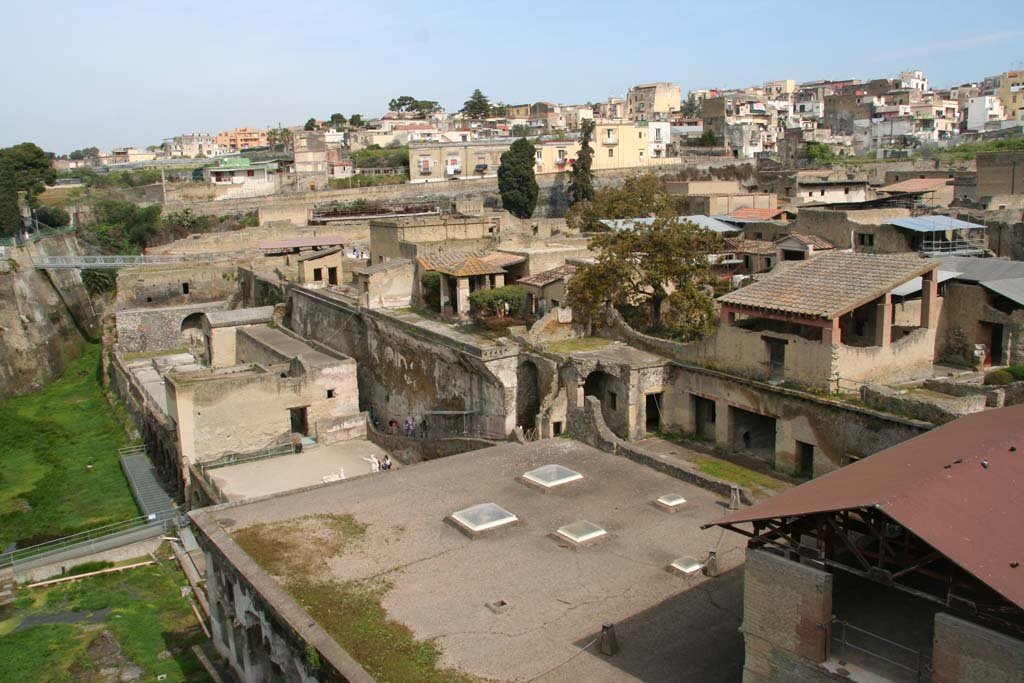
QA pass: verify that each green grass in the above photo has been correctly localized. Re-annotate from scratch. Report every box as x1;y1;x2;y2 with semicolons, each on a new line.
0;343;138;548
0;559;208;682
233;514;476;682
543;337;614;355
696;457;788;492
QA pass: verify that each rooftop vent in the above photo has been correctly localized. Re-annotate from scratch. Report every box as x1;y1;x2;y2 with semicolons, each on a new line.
521;464;583;492
655;494;687;513
449;502;518;537
555;520;607;547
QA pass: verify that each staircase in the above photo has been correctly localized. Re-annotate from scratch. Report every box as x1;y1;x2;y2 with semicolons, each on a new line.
119;446;176;518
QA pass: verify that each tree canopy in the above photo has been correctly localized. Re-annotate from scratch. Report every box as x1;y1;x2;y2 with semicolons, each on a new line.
565;173;675;233
568;118;596;205
0;142;56;235
567;215;722;339
498;138;538;219
388;96;439;118
304;118;318;131
349;114;365;127
89;198;162;252
328;113;347;128
67;147;99;161
461;89;491;119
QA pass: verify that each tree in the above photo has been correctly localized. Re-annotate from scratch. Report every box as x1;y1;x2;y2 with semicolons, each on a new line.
567;215;722;338
349;114;365;128
805;141;834;164
267;126;293;150
411;100;439;118
68;147;99;161
682;95;700;118
568;118;596;205
34;205;70;228
498;138;538;219
469;285;525;319
510;124;531;137
461;89;491;119
491;102;509;117
389;96;417;112
90;198;162;251
328;113;347;128
304;118;318;131
697;129;718;147
0;142;56;234
566;173;674;232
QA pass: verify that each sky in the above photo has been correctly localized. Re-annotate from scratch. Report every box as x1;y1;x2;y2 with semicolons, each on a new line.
3;0;1022;154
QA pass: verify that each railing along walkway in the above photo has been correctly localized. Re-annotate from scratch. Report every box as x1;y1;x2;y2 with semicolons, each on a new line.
34;254;213;269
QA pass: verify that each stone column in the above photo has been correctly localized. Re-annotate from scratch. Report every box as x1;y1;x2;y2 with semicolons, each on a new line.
714;398;731;449
494;273;506;287
821;318;841;345
456;277;471;318
439;274;450;311
874;293;892;347
921;269;938;328
720;306;736;326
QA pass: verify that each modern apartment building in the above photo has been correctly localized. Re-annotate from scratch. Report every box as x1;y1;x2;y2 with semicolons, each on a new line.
215;127;268;151
997;70;1024;121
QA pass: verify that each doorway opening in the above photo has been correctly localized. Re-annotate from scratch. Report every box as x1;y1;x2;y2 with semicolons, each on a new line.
327;266;338;285
979;322;1004;366
692;395;717;441
765;337;787;381
797;441;815;478
729;406;777;463
289;406;309;436
645;393;663;434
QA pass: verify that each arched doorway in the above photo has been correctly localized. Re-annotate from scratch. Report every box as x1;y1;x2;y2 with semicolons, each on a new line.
179;312;206;354
516;361;541;431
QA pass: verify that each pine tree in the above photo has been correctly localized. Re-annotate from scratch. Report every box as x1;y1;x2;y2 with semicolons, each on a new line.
568;118;596;205
498;138;538;219
461;89;492;119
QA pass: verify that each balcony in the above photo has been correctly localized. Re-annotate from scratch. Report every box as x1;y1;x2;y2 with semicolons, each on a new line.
420;167;433;176
555;157;568;166
602;132;618;145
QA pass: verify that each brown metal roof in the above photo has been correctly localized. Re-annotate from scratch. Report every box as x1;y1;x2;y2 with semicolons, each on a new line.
718;252;936;319
706;405;1024;610
878;177;951;194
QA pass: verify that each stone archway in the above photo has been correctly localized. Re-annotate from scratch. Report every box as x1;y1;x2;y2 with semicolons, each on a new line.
179;311;205;347
582;369;624;437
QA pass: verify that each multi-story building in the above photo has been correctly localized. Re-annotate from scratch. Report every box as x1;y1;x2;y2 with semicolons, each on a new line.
625;82;681;121
104;147;157;165
214;127;268;151
163;132;225;158
763;79;796;100
898;69;929;93
965;96;1006;131
997;70;1024;121
598;97;626;120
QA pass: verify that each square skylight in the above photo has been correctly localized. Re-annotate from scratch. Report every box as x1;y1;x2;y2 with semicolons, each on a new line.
522;464;583;489
450;503;518;534
556;520;607;545
655;494;688;513
670;557;704;576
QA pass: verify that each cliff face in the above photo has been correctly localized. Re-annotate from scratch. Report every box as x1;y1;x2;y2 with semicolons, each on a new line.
0;235;98;397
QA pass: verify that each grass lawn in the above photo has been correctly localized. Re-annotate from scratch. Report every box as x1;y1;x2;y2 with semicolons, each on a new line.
0;558;208;681
696;456;789;493
233;514;476;682
0;343;138;549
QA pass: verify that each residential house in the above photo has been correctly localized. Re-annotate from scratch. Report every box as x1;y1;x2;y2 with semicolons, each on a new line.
518;264;577;316
626;82;681;121
215;127;268;151
966;96;1006;131
666;179;779;215
408;139;510;183
163;132;225;158
997;70;1024;122
292;130;328;190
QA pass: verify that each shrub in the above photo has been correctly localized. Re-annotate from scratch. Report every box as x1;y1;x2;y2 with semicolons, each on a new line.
468;285;525;318
64;560;114;577
420;271;440;309
1004;365;1024;381
81;269;116;295
984;369;1014;386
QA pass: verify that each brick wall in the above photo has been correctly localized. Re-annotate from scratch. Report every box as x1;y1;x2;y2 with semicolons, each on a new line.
931;613;1024;683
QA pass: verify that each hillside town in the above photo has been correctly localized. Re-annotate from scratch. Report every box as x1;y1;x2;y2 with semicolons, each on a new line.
2;7;1024;682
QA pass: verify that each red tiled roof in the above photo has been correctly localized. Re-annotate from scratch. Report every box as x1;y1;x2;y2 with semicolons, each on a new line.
519;264;577;288
778;232;835;250
723;237;777;255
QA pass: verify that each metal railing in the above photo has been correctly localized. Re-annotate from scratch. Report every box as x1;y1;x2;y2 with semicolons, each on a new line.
828;618;932;682
34;254;212;269
0;226;76;247
0;510;178;570
198;443;297;472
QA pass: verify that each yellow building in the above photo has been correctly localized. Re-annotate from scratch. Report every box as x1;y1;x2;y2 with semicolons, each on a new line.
625;83;681;120
764;79;797;99
215;127;268;151
997;70;1023;121
533;122;677;174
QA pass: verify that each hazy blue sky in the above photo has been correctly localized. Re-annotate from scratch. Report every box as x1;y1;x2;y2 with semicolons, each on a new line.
3;0;1022;153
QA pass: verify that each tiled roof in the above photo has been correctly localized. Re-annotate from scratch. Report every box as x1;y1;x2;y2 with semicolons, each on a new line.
482;252;527;268
518;264;578;288
718;252;937;319
724;207;787;222
723;237;776;255
778;233;834;250
878;178;951;194
418;251;507;277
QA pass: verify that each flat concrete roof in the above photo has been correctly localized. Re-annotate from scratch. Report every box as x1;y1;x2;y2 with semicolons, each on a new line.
241;325;348;368
571;343;669;369
206;440;746;682
208;440;391;501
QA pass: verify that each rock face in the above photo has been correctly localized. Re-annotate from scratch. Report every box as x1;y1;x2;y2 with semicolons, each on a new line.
0;234;98;397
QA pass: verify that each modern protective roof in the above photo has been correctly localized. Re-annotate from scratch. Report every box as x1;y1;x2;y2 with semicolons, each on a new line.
705;404;1024;610
877;177;951;194
885;215;986;233
890;270;960;298
481;251;527;268
597;216;739;234
718;252;936;319
936;256;1024;284
981;278;1024;307
296;246;342;262
518;263;577;288
259;235;349;251
203;306;275;328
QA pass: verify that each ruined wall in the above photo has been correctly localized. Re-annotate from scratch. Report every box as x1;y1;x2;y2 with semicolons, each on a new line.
287;287;518;436
938;282;1024;366
741;549;839;683
765;208;914;253
931;613;1024;683
116;261;240;308
116;301;228;353
834;326;937;387
191;509;373;683
238;268;287;308
0;235;94;397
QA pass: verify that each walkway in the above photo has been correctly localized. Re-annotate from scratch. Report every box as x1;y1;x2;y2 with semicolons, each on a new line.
119;447;176;517
33;254;210;269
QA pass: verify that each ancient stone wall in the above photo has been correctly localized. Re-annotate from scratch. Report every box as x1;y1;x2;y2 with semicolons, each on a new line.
116;261;241;309
115;301;228;353
287;287;519;436
740;549;838;683
931;612;1024;683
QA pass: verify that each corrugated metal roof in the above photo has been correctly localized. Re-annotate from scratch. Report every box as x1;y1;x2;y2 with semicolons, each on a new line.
937;257;1024;284
886;215;986;233
705;404;1024;611
878;177;951;194
259;235;349;251
980;278;1024;307
890;269;960;297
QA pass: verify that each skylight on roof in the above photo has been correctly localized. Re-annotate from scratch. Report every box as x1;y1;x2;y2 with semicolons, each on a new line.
656;494;687;513
556;520;607;545
670;557;704;576
522;464;583;489
450;503;518;534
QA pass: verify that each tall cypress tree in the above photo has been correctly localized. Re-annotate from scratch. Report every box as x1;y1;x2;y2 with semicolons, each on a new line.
498;138;538;219
568;118;596;205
